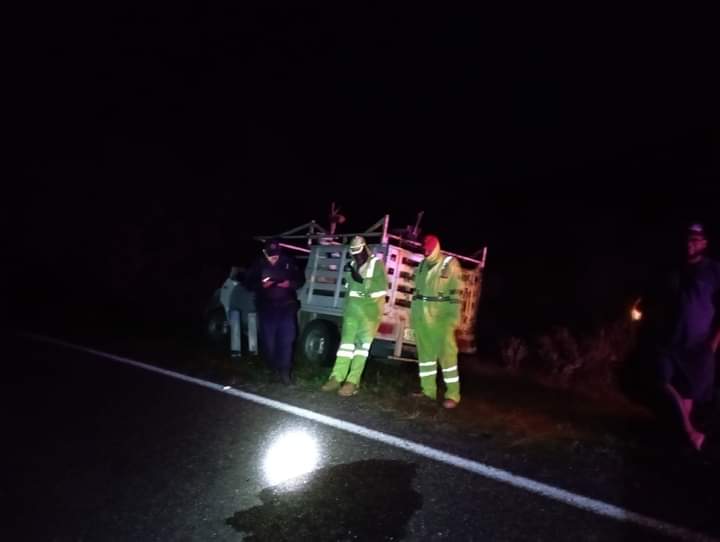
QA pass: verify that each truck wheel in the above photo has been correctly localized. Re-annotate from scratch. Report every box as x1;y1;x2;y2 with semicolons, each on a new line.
205;308;229;346
297;319;340;366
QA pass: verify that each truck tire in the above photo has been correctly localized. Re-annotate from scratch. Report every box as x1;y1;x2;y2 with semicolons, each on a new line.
205;308;229;347
297;319;340;366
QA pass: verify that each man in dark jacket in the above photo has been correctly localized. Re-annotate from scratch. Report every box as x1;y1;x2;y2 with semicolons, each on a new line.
635;223;720;450
245;239;305;384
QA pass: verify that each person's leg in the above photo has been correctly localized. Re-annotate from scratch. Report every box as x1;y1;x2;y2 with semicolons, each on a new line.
438;322;460;406
345;309;379;387
654;351;706;450
664;384;705;450
229;310;242;357
327;316;359;385
415;314;440;400
274;306;297;384
258;309;278;372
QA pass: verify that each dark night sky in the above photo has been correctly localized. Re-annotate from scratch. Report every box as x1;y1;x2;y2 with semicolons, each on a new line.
10;4;719;335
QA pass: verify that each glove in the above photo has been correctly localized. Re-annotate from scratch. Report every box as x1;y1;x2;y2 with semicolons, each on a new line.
350;266;364;284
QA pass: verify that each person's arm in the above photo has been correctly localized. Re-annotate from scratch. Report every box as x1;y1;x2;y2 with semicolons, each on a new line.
446;259;463;324
276;256;305;290
344;259;364;284
367;258;388;306
368;259;387;295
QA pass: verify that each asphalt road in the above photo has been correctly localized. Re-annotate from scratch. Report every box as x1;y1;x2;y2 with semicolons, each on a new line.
2;336;717;541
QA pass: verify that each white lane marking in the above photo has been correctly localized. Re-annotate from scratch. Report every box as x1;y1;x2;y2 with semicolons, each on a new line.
19;332;718;542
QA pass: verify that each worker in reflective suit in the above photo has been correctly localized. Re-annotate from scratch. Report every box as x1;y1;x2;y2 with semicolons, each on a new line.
411;234;463;408
322;236;388;396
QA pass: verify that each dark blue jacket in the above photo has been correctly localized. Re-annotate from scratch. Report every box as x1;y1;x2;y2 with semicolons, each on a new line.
245;253;306;310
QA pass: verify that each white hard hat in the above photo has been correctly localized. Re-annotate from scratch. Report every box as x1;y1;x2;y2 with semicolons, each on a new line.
349;236;367;255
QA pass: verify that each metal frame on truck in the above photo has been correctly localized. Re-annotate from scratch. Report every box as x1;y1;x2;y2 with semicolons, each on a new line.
255;214;487;366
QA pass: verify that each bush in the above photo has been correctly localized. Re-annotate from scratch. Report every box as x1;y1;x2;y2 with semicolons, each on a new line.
499;336;529;373
530;320;636;391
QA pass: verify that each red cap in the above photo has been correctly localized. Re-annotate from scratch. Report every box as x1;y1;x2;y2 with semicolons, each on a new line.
423;235;440;256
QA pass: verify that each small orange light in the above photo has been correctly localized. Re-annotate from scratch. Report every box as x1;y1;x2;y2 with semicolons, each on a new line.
631;307;642;321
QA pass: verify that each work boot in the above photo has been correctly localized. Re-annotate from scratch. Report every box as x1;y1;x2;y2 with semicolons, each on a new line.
279;371;293;386
321;377;341;392
338;382;358;397
442;398;459;409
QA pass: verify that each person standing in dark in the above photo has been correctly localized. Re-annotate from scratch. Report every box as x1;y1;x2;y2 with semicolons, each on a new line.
245;239;306;385
635;223;720;450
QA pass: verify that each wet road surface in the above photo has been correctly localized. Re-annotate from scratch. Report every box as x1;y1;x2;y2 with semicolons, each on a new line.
2;337;716;541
